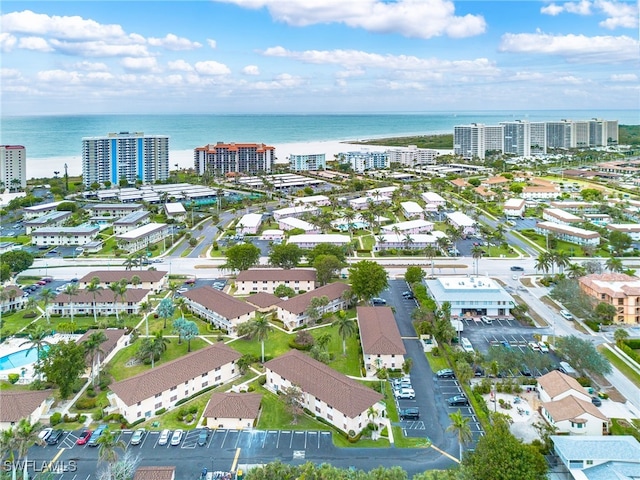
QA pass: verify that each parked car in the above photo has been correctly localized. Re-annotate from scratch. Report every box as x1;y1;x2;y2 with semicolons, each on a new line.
510;266;524;271
480;316;492;325
520;364;532;377
46;429;65;445
538;342;549;353
395;388;416;399
447;395;469;406
130;428;146;446
76;430;92;445
170;429;184;446
371;298;387;306
197;428;210;446
528;341;541;352
38;428;53;443
158;429;171;446
401;291;415;300
591;396;602;407
87;425;107;447
399;408;420;420
437;368;455;378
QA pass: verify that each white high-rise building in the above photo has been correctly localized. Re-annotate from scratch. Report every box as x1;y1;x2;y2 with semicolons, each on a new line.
386;145;440;167
289;153;326;172
501;120;531;157
82;132;169;188
339;150;388;173
0;145;26;191
454;124;486;160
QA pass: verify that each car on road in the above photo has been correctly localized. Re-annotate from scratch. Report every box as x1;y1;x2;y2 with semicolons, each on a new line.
87;425;107;447
510;266;524;271
447;395;469;406
130;428;146;446
46;429;65;445
38;428;53;443
399;408;420;420
158;429;171;446
559;309;573;320
395;388;415;399
437;368;455;378
76;430;92;445
197;428;210;446
170;429;184;446
401;291;415;299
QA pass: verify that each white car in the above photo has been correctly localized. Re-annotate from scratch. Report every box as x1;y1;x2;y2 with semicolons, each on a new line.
559;309;573;320
481;316;492;325
38;428;53;443
395;388;416;399
538;342;549;353
170;429;184;446
528;341;540;351
158;429;171;446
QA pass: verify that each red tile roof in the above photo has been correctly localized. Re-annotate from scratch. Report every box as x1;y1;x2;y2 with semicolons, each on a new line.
133;467;175;480
357;306;406;355
265;350;382;418
109;343;241;406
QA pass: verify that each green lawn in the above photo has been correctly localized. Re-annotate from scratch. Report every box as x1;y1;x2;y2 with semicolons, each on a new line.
227;327;292;362
425;350;450;372
256;386;330;431
37;313;140;333
359;234;375;251
309;324;362;376
107;337;209;381
599;346;640;388
0;310;39;337
143;312;213;335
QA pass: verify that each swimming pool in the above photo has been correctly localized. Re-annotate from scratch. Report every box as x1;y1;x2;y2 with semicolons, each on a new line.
0;346;48;371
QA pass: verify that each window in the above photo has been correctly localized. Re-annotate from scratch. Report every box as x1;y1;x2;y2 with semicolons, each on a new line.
170;386;177;391
170;395;177;402
327;414;333;421
202;381;208;388
215;375;221;382
155;402;162;409
202;373;207;378
155;393;161;398
315;406;321;413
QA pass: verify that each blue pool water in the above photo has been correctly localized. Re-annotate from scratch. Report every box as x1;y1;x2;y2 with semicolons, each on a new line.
0;347;48;371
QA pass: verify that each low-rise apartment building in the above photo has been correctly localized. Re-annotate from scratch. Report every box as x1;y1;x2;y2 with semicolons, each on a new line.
32;226;99;246
50;288;151;317
522;186;560;200
421;192;446;208
108;343;241;423
287;234;350;249
272;205;319;221
265;350;384;435
115;223;169;253
235;268;316;295
381;219;434;235
400;201;424;219
23;201;63;219
607;223;640;241
293;195;330;207
275;282;351;330
24;211;71;234
503;198;526;217
542;208;583;226
374;233;439;252
278;217;319;233
113;211;151;235
183;286;256;333
203;392;262;430
0;391;53;430
348;196;390;211
79;270;168;291
535;221;600;246
0;286;26;313
237;213;263;235
579;273;640;324
87;203;144;218
357;306;405;375
445;211;476;236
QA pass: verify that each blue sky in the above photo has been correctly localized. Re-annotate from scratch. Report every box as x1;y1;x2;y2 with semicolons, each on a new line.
1;0;638;115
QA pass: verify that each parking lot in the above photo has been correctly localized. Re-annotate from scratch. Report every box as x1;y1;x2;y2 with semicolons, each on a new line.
436;377;484;447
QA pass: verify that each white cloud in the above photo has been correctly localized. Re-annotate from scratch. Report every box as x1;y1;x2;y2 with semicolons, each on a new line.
148;33;202;51
540;0;638;29
121;57;159;72
242;65;260;75
498;32;639;63
48;39;150;58
0;32;17;52
335;67;366;78
168;59;194;72
1;10;127;40
253;73;305;90
217;0;486;39
610;73;638;81
17;36;52;52
71;61;109;72
263;46;499;76
194;60;231;75
1;68;22;79
207;39;217;49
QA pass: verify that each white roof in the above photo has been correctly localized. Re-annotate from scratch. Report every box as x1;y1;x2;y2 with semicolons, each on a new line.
504;198;525;209
543;208;582;222
288;234;350;245
381;219;433;232
295;195;329;204
421;192;446;203
238;213;263;228
536;221;600;238
273;205;318;216
279;217;316;230
401;201;423;214
164;203;186;214
377;234;438;244
24;201;63;212
446;211;475;227
116;222;167;240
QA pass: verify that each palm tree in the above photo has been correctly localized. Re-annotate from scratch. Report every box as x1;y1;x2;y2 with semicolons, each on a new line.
343;209;357;238
139;301;153;337
20;324;51;379
447;410;472;461
116;281;129;326
108;282;122;324
402;233;414;251
535;252;552;275
157;297;175;329
237;314;271;363
614;328;629;347
14;418;42;462
446;226;463;257
86;277;102;325
333;311;356;356
566;262;586;279
436;236;450;256
0;426;16;461
175;296;187;321
39;287;56;324
84;330;107;387
424;245;438;277
552;250;571;274
97;429;126;464
471;245;484;277
64;283;79;324
137;331;170;368
606;256;624;273
130;275;141;289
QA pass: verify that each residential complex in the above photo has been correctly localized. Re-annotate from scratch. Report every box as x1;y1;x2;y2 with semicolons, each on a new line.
579;273;640;324
194;142;275;176
289;153;326;172
338;150;388;173
0;145;26;191
82;132;170;188
454;118;618;160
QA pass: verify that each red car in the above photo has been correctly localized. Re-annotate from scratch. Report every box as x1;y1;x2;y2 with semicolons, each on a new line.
76;430;92;445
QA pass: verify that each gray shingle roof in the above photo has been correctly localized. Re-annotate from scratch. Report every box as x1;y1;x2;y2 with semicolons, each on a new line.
0;390;52;423
183;286;256;319
276;283;350;315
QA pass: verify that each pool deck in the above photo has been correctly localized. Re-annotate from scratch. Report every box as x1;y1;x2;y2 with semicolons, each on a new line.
0;333;81;382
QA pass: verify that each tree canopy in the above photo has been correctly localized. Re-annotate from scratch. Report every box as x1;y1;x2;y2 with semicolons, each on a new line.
404;266;425;285
348;260;388;302
39;340;86;399
268;243;303;269
313;254;345;286
225;243;261;271
554;335;611;376
0;250;34;279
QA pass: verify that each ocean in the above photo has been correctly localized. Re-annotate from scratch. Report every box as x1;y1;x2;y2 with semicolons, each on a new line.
1;110;636;179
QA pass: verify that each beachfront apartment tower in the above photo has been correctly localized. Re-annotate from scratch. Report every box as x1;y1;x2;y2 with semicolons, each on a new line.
501;120;531;157
454;124;486;160
386;146;440;167
0;145;27;191
339;150;388;173
289;153;326;172
82;132;169;188
194;142;275;177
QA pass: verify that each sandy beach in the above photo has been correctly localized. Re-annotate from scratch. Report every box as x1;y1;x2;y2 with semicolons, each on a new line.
26;140;382;179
